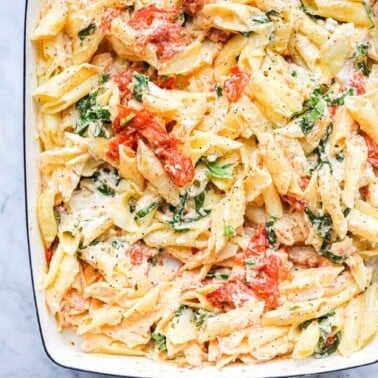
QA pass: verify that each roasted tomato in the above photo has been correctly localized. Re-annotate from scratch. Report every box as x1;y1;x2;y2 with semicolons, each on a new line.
248;274;280;308
207;281;254;308
155;75;176;89
146;24;191;60
45;247;53;267
343;70;366;95
183;0;204;16
107;131;138;160
205;28;231;43
282;195;306;211
245;226;269;257
247;255;288;308
111;68;133;101
128;4;180;31
108;106;194;186
223;65;250;102
128;243;144;265
363;132;378;168
101;8;122;31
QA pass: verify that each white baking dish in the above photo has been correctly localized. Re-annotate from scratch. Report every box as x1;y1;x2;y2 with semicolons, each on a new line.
24;0;378;376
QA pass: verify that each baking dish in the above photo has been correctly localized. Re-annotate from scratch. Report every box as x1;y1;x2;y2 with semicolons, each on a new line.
24;0;378;376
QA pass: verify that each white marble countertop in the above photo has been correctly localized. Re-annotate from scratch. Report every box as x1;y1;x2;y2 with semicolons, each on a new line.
0;1;377;377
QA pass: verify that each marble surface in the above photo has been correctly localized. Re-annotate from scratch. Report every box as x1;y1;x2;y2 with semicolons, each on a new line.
0;1;377;377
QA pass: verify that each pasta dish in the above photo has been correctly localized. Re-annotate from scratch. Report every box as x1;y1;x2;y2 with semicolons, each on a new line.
32;0;378;368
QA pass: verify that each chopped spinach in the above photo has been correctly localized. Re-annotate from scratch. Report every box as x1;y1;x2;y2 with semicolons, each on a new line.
207;271;229;280
135;200;161;219
291;87;326;135
309;123;333;174
343;208;351;218
151;332;167;351
101;72;110;84
335;153;345;162
324;88;355;106
194;192;205;213
290;305;300;311
75;91;111;137
265;217;277;247
314;331;341;358
300;309;335;330
89;239;100;246
53;210;61;224
111;239;122;249
147;256;157;266
245;259;256;266
96;183;115;196
300;1;326;20
200;157;233;179
215;84;223;97
319;248;347;264
253;9;280;23
167;193;210;231
305;208;333;243
174;304;188;318
239;31;253;38
194;308;216;327
78;23;97;43
357;60;371;77
353;42;369;58
363;1;375;29
132;73;149;102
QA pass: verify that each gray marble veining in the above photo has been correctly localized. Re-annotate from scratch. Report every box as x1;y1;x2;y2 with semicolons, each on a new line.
0;1;376;377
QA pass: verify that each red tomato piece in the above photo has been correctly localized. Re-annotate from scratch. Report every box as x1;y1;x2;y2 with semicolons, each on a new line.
282;195;306;211
45;247;53;267
183;0;204;16
146;24;191;61
107;131;138;160
111;68;133;101
223;65;250;102
128;4;180;31
300;176;310;191
205;28;231;43
207;281;253;308
155;75;176;89
101;8;122;31
343;71;366;95
155;144;195;187
245;226;268;257
129;244;144;265
248;274;280;308
260;254;289;282
108;106;195;186
363;132;378;168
